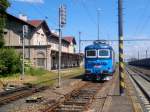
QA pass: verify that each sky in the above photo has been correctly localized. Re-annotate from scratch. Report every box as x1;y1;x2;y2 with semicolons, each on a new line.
7;0;150;60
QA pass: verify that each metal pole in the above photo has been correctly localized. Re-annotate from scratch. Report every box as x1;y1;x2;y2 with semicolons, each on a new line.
138;51;139;60
22;26;25;80
146;50;148;58
58;6;62;88
79;32;81;53
97;9;100;40
118;0;125;96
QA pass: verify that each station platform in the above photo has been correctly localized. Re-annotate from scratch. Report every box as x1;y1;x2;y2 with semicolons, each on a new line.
103;69;143;112
106;75;133;112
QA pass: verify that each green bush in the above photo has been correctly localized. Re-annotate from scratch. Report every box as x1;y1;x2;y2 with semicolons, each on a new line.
0;48;21;76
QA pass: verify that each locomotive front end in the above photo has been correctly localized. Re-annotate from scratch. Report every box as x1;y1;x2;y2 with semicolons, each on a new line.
84;43;115;81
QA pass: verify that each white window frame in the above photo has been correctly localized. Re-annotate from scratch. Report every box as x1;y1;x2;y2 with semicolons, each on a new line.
86;50;97;58
98;49;110;58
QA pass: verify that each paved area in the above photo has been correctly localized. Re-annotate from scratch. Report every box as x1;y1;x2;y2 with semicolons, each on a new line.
89;69;134;112
103;70;133;112
107;74;133;112
105;67;145;112
109;95;133;112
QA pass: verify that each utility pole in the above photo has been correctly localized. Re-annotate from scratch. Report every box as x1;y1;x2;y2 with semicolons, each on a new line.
118;0;125;96
97;9;100;40
146;49;148;58
79;32;81;53
22;25;28;80
58;4;66;88
138;51;139;60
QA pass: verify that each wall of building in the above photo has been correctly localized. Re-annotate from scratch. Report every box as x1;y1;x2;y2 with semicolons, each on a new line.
48;37;69;53
4;19;33;46
68;42;75;53
31;26;47;45
4;14;83;71
48;37;59;51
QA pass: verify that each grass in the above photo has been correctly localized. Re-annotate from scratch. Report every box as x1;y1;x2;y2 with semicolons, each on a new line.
0;67;84;88
31;67;84;86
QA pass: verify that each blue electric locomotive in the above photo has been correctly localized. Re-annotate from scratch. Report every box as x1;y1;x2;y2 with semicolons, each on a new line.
83;41;115;81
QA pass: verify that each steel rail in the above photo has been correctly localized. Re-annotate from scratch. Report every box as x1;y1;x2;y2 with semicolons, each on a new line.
0;73;81;106
126;67;150;106
129;66;150;82
41;83;103;112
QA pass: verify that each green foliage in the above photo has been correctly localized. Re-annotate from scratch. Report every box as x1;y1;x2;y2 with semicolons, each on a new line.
26;67;47;76
0;48;21;76
0;0;10;48
0;0;10;12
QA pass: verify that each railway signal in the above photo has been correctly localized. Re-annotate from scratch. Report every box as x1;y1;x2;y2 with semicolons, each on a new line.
118;0;125;96
60;5;66;27
58;4;67;88
21;25;28;80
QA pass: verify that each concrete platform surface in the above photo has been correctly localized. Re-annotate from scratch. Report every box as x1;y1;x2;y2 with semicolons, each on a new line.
108;95;133;112
106;70;135;112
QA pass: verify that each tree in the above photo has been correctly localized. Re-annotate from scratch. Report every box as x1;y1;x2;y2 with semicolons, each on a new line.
0;48;21;75
0;0;10;48
0;0;10;88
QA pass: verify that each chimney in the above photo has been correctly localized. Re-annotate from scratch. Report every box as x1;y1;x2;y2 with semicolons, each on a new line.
51;29;59;36
19;14;27;21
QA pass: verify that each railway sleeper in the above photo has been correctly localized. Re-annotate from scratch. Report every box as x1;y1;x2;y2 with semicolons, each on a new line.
55;108;83;112
74;96;93;99
59;104;84;108
79;90;97;93
64;101;88;105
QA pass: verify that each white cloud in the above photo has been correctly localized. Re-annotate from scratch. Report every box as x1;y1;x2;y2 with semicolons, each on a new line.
11;0;44;4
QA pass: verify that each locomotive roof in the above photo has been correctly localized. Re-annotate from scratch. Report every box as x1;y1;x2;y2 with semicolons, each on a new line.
85;43;113;50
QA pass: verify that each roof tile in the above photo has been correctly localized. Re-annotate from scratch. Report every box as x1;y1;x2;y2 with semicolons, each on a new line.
27;20;43;27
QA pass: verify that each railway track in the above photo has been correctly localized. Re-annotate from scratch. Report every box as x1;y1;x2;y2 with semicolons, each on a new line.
0;73;82;107
0;85;47;106
126;66;150;112
129;66;150;82
41;82;103;112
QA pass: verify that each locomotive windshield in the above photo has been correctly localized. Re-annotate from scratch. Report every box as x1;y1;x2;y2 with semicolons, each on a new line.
98;49;110;58
86;50;96;58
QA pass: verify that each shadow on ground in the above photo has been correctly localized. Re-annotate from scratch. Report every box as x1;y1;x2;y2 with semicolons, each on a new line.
71;74;107;84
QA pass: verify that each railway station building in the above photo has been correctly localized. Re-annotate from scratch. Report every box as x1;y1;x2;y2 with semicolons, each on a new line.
3;13;83;70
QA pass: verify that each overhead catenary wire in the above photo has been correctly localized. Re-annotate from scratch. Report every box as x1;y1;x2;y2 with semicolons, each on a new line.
8;3;58;27
80;39;150;42
32;3;58;27
133;0;150;36
80;0;97;26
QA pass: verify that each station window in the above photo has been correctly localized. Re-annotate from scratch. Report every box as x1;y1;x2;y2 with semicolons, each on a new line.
36;32;40;35
3;31;8;35
41;34;44;36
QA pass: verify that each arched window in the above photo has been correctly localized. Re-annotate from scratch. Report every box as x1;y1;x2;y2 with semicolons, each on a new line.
37;52;45;68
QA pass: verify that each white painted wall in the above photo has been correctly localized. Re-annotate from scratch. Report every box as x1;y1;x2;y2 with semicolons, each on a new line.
32;27;47;45
68;42;75;53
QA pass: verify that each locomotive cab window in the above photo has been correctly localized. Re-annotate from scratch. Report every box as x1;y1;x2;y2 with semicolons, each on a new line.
98;49;110;58
86;50;97;58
